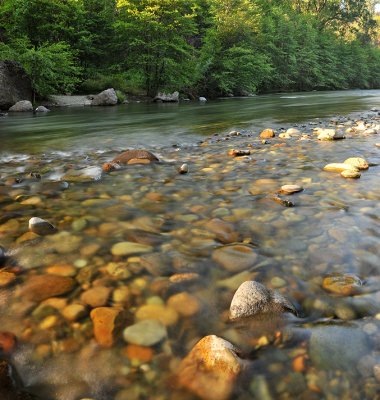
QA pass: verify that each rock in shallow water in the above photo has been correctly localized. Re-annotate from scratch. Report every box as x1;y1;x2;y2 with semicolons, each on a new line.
309;323;369;371
323;163;358;172
343;157;369;170
111;241;153;256
322;273;363;296
123;319;166;346
341;169;361;179
317;129;345;140
177;335;245;400
212;244;258;272
280;184;303;195
28;217;57;235
229;280;296;320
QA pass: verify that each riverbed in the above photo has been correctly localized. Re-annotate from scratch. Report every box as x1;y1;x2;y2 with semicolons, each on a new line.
0;90;380;400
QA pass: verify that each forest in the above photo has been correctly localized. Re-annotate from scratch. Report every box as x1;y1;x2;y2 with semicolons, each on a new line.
0;0;380;99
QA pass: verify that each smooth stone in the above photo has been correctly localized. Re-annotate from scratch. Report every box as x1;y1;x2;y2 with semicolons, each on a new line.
28;217;57;235
140;253;173;276
177;335;245;400
90;307;126;348
178;163;189;174
341;169;361;179
20;274;76;302
123;319;166;346
343;157;369;170
229;281;296;320
278;132;290;139
260;129;275;138
35;106;50;112
9;100;33;112
80;286;112;307
286;128;300;135
106;262;131;279
62;304;87;321
111;241;153;256
112;150;159;165
204;218;238;244
167;292;201;317
212;244;258;272
280;184;303;195
45;264;76;277
317;129;345;140
323;163;359;172
309;323;369;371
199;97;207;102
322;274;363;296
135;304;178;326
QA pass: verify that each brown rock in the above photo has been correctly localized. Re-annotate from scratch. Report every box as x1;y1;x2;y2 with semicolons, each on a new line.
204;218;238;244
260;129;275;138
177;335;244;400
343;157;369;170
80;286;112;307
102;162;117;172
212;244;258;272
167;292;201;317
45;264;76;277
322;274;362;296
0;332;16;353
90;307;125;348
20;274;76;302
0;272;16;288
127;158;151;165
126;344;154;362
62;304;88;321
135;304;178;326
228;149;251;157
112;150;159;165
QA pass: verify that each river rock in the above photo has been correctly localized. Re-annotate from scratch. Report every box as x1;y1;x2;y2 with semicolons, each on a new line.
123;319;166;346
8;100;33;112
91;88;118;106
204;218;238;244
309;323;369;371
90;307;125;348
35;106;50;113
140;253;173;276
260;129;275;138
135;304;178;326
167;292;201;316
322;274;363;296
317;129;345;140
199;97;207;102
280;184;303;194
0;60;32;110
28;217;57;235
323;163;358;172
62;304;87;321
286;128;300;135
111;241;153;256
178;163;189;174
154;91;179;102
80;286;112;307
177;335;245;400
112;149;159;165
341;169;361;179
20;274;76;302
212;244;258;272
229;280;296;320
343;157;369;170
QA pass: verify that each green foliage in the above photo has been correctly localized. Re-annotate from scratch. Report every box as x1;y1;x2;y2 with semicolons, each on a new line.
0;0;379;97
115;90;126;103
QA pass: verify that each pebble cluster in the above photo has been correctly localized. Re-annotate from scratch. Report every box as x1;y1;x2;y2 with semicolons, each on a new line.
0;110;379;400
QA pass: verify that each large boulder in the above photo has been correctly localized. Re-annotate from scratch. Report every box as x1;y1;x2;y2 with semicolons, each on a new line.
8;100;33;112
91;88;118;106
0;60;32;110
154;91;179;102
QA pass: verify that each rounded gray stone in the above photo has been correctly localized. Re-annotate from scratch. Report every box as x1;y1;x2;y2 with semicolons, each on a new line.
123;319;166;346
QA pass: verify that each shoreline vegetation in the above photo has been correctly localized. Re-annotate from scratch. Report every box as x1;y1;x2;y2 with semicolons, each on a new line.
0;0;380;104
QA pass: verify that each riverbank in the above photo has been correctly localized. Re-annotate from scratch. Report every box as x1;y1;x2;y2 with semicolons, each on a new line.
0;105;379;400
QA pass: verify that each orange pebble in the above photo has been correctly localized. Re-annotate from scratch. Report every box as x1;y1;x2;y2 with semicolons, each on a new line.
102;163;116;172
292;355;306;372
126;344;154;363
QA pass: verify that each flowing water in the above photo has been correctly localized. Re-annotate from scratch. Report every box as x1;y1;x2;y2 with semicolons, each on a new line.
0;89;380;400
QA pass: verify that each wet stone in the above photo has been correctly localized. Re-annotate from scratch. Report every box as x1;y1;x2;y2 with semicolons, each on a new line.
343;157;369;170
341;169;361;179
135;304;178;326
20;274;76;302
177;335;245;400
28;217;57;235
167;292;201;317
62;304;88;321
80;286;112;308
280;184;303;195
90;307;125;348
229;280;296;320
212;244;258;272
123;319;166;346
111;241;153;256
260;129;275;138
323;163;358;172
322;274;363;296
112;149;159;165
309;322;369;371
317;129;345;140
140;253;173;276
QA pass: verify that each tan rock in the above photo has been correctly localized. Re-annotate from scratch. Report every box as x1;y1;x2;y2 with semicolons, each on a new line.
323;163;358;172
177;335;244;400
204;218;238;244
0;271;16;287
322;274;362;296
212;244;258;272
260;129;275;138
46;264;76;277
90;307;125;348
167;292;201;317
127;158;151;165
112;150;158;165
111;241;153;256
280;184;303;195
135;304;178;326
343;157;369;170
81;286;112;308
62;304;88;321
20;274;76;302
341;169;361;179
